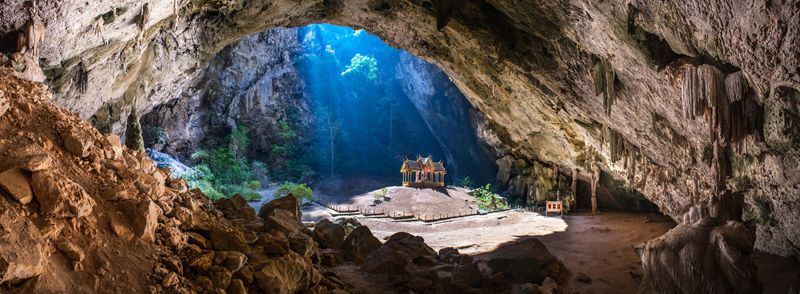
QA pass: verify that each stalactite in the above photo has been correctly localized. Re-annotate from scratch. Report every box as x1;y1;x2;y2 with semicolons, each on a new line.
72;61;89;94
592;58;616;116
724;71;748;103
605;126;627;163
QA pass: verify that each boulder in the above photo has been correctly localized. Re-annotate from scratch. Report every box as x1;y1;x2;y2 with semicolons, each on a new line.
413;255;443;268
451;262;480;288
486;238;569;285
0;204;49;284
209;225;251;254
384;232;438;260
161;226;187;249
162;271;179;288
0;90;7;118
8;53;45;83
576;272;591;283
21;154;52;172
254;251;313;294
235;266;255;285
265;208;304;236
61;126;93;158
56;240;85;262
186;232;211;249
341;226;382;264
168;177;189;193
227;279;247;294
223;251;248;273
172;206;194;230
333;217;362;235
0;166;33;204
119;200;160;243
101;134;124;161
360;247;418;275
312;219;345;249
31;171;95;218
259;194;301;221
289;232;319;261
258;230;290;255
210;269;233;289
162;255;183;275
319;249;345;267
404;277;434;292
438;247;460;263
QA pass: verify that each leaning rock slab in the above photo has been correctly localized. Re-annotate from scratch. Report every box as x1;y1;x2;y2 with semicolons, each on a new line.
259;194;301;221
341;226;382;265
0;166;34;204
487;237;570;285
119;200;160;243
0;202;49;284
31;171;95;218
209;225;251;254
21;154;53;172
312;219;345;249
265;208;304;236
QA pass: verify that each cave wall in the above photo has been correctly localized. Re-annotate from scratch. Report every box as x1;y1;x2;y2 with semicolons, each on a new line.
1;0;798;257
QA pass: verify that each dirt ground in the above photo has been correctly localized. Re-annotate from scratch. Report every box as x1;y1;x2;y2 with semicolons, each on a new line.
315;186;799;293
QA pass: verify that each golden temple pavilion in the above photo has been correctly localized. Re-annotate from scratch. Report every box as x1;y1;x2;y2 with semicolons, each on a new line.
400;155;446;188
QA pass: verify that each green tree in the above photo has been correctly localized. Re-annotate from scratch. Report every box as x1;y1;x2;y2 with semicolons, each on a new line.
341;54;378;82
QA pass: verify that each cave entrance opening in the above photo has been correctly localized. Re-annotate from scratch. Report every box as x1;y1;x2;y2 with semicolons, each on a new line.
141;24;499;203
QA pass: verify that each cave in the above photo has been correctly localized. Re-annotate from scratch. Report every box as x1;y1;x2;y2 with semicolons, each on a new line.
0;0;799;293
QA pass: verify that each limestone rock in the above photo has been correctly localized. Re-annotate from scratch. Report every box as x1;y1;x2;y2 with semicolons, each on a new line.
288;232;319;260
312;219;345;249
223;251;247;273
0;204;49;284
253;251;313;294
227;279;247;294
101;184;129;201
632;217;762;294
110;215;134;241
31;171;95;218
486;237;569;285
341;226;382;265
101;134;124;161
210;270;233;289
21;154;53;172
265;208;304;236
258;194;301;221
0;166;33;205
162;271;179;288
8;53;45;83
384;232;438;260
360;247;418;275
451;262;480;288
319;249;344;267
172;206;194;230
258;230;290;255
0;90;7;118
209;225;250;254
56;240;85;262
61;126;93;158
119;200;160;243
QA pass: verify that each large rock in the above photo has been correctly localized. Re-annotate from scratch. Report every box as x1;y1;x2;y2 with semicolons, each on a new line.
312;219;345;249
258;194;301;221
265;208;304;236
31;171;95;218
209;225;251;254
288;232;319;261
101;134;125;161
60;126;93;158
0;202;49;284
451;262;480;288
360;247;418;275
384;232;438;260
253;251;313;294
21;154;53;172
119;200;160;243
633;215;762;293
486;237;570;285
7;53;45;83
341;226;382;265
0;166;33;204
56;240;85;262
258;230;291;255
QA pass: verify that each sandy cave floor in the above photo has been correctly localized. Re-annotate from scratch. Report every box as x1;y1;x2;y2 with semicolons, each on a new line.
299;186;799;294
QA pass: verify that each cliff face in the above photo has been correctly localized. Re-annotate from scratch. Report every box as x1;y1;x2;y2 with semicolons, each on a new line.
140;28;313;161
1;0;798;257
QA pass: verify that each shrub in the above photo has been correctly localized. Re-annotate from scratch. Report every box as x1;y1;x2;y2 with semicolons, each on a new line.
470;183;508;211
273;182;313;202
454;176;475;188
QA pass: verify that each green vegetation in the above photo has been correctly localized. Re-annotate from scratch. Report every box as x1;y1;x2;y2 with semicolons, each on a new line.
149;127;166;146
184;126;263;201
341;54;378;82
270;121;314;182
273;182;314;202
454;176;476;188
372;187;388;202
471;183;508;210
